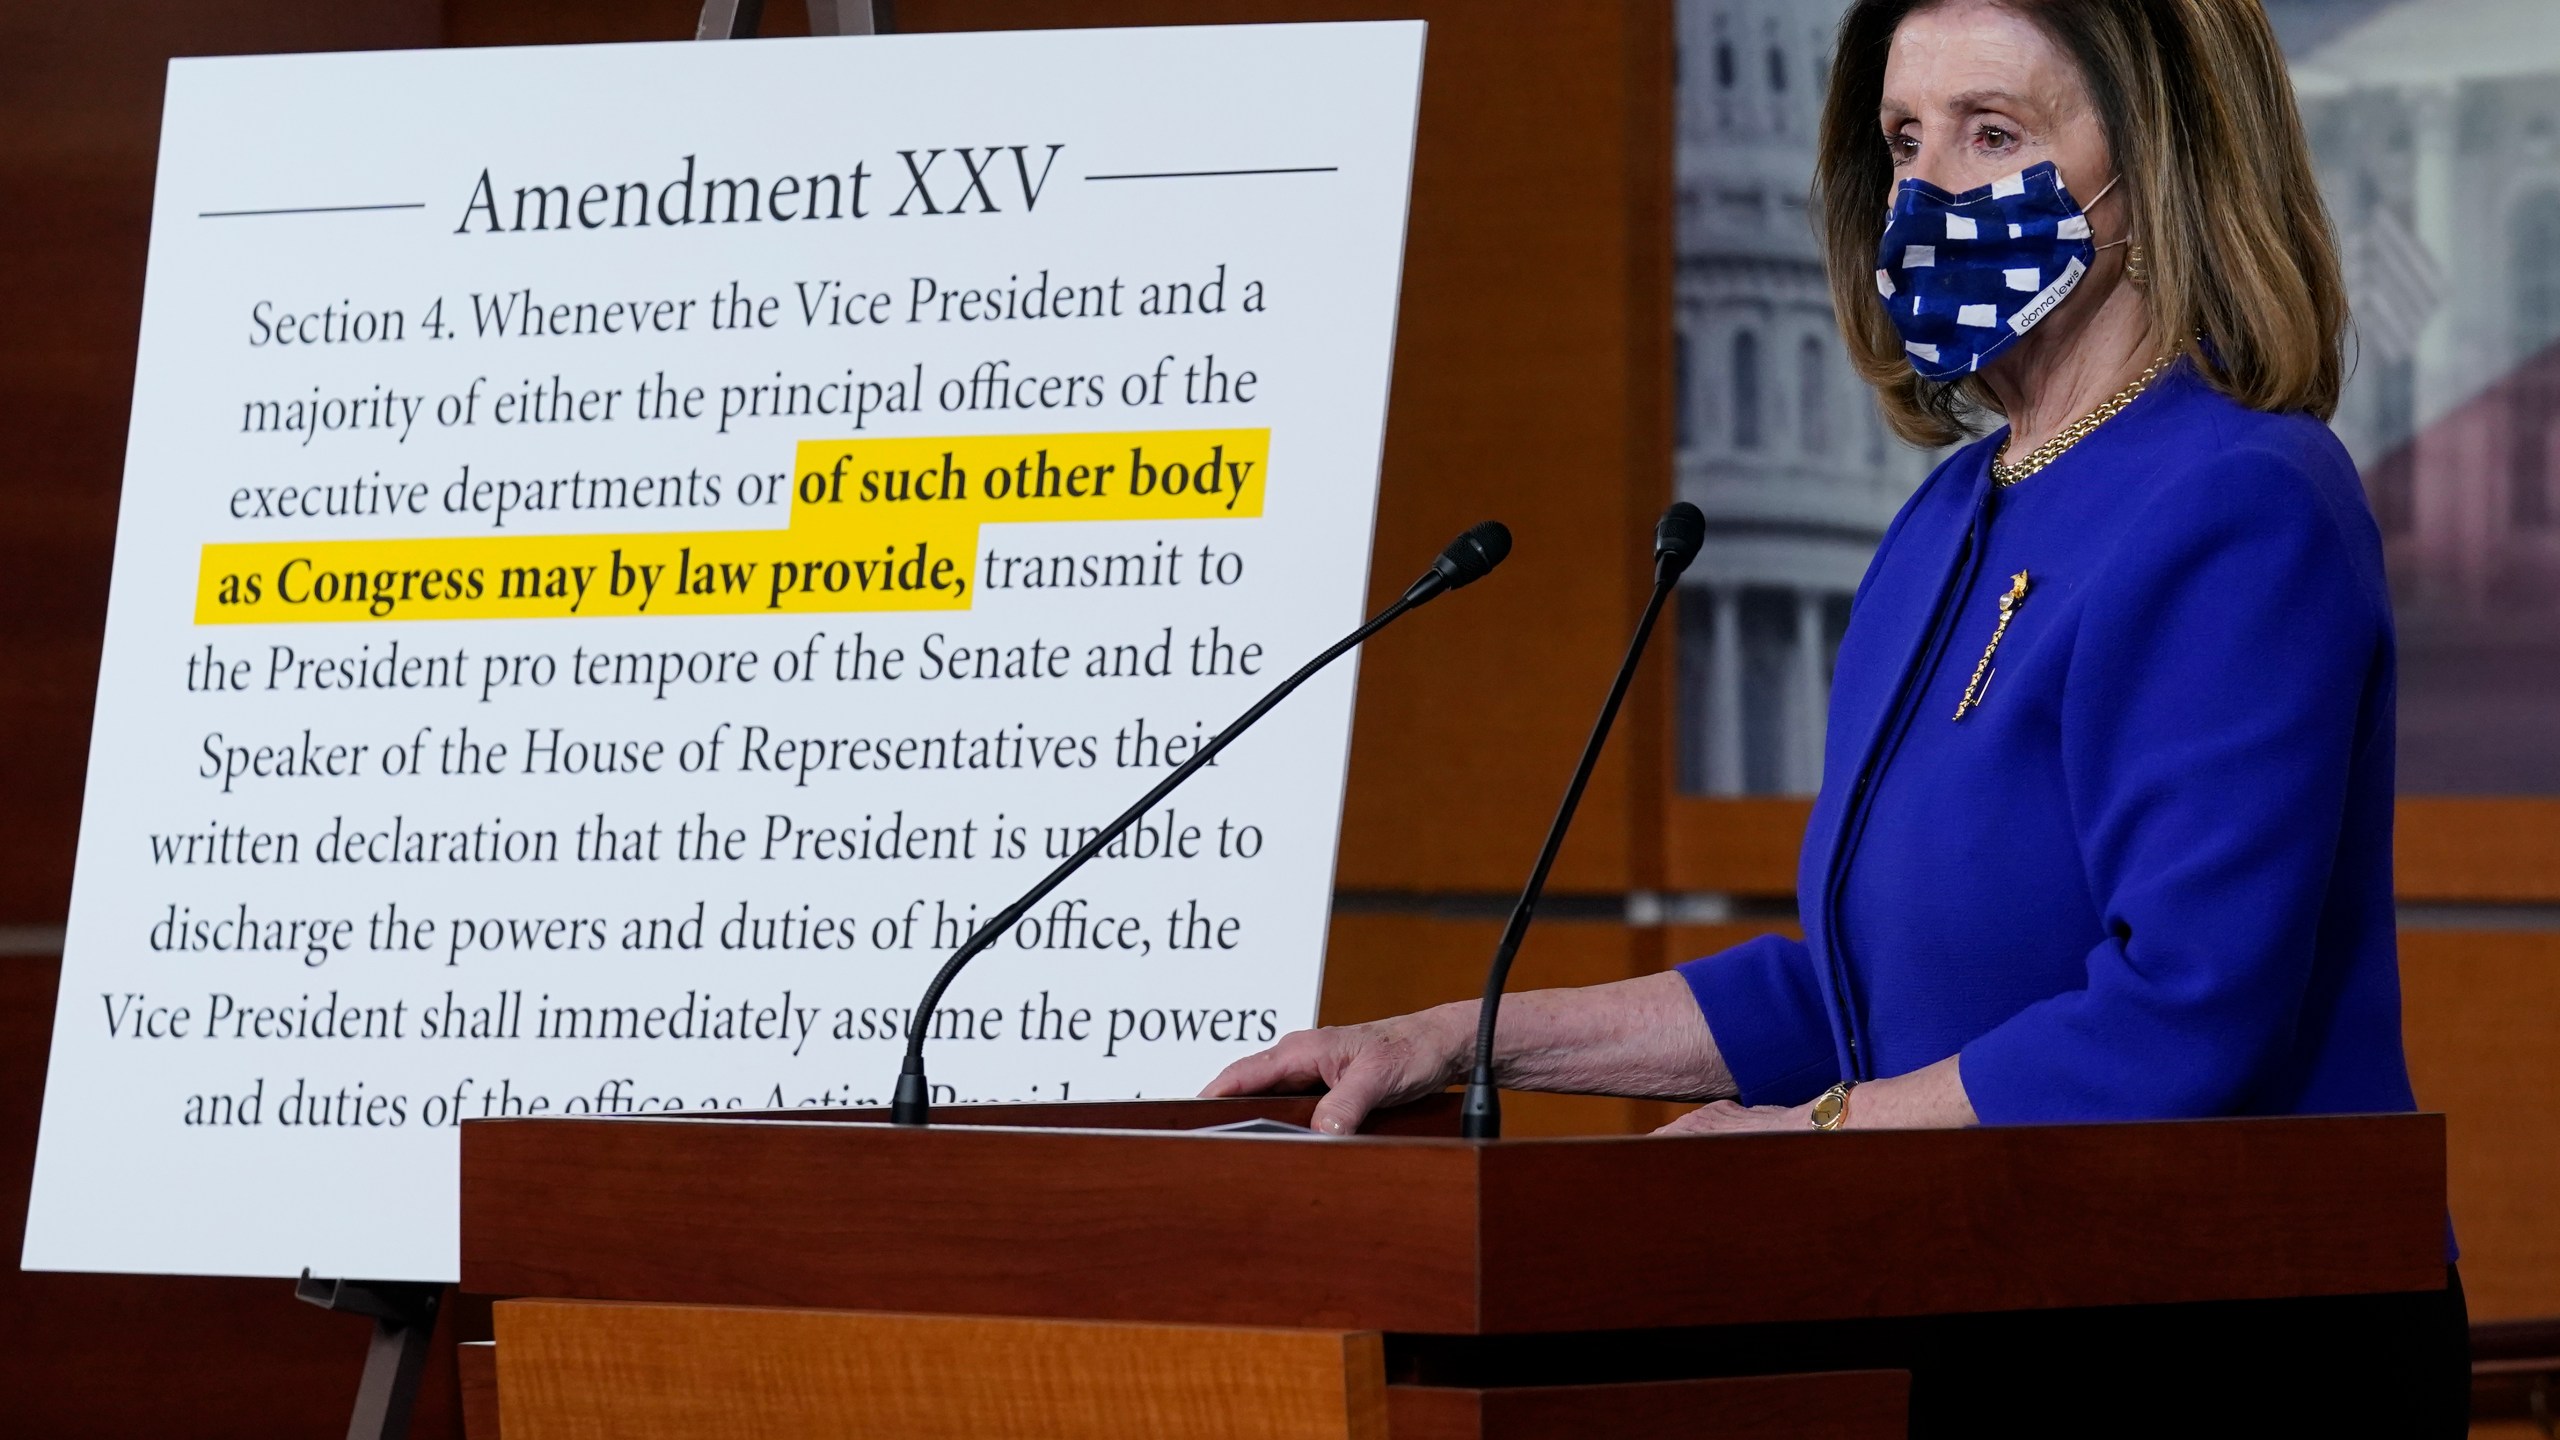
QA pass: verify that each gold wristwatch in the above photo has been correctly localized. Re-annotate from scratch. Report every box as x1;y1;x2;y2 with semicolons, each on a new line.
1810;1081;1855;1132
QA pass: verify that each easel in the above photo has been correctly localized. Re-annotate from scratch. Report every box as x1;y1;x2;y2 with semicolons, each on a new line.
299;7;897;1436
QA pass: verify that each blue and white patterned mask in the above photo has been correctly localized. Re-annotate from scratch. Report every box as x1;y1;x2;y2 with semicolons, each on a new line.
1874;162;2119;380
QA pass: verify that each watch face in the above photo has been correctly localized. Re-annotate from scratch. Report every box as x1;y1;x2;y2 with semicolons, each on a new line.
1812;1087;1848;1129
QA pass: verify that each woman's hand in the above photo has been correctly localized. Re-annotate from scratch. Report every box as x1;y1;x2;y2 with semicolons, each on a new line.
1649;1056;1979;1134
1203;972;1746;1134
1652;1099;1812;1134
1201;1006;1472;1135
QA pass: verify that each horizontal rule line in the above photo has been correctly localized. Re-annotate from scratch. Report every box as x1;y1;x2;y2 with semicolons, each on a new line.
198;202;428;218
1083;166;1338;181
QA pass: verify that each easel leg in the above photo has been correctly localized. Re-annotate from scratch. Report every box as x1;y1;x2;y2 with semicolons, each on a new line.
695;0;766;40
806;0;886;35
697;1;888;39
298;1272;444;1440
346;1307;440;1440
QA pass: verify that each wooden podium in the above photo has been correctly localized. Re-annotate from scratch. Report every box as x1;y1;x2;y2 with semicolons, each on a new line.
455;1097;2448;1438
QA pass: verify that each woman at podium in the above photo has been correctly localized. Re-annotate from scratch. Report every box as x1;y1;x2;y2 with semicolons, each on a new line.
1212;0;2463;1423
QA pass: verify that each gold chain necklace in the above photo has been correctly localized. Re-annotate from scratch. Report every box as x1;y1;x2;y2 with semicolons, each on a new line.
1989;354;2176;487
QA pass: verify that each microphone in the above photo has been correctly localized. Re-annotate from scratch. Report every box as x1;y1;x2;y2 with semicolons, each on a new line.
1457;502;1702;1140
891;521;1514;1126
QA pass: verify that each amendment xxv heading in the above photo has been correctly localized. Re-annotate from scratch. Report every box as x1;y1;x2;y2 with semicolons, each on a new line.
454;146;1069;234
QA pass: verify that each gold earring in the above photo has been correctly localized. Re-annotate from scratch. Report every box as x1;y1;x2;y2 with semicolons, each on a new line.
2125;243;2150;288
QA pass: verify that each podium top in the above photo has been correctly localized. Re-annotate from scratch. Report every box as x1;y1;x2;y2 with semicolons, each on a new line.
459;1097;2444;1335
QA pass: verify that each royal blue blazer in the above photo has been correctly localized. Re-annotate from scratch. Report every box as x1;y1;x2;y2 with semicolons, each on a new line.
1680;362;2422;1125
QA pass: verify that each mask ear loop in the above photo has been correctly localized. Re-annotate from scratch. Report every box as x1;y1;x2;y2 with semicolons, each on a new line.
2083;174;2132;253
2080;174;2148;284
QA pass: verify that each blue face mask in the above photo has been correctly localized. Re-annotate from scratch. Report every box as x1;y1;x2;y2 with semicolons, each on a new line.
1874;161;2120;380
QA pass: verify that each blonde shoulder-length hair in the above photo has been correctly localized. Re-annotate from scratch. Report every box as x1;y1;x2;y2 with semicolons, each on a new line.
1819;0;2347;447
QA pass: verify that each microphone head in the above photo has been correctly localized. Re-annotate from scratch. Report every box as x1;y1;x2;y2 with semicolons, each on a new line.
1435;520;1512;591
1653;502;1705;581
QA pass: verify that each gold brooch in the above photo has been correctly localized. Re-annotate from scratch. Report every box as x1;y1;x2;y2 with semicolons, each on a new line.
1953;570;2030;720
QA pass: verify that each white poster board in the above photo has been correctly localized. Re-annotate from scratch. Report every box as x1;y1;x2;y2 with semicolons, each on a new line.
26;22;1423;1283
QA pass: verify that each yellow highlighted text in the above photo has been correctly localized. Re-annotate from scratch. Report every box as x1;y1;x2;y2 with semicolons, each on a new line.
195;429;1266;624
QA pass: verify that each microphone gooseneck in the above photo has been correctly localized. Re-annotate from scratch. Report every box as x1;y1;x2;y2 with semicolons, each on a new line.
892;521;1514;1126
1458;503;1702;1140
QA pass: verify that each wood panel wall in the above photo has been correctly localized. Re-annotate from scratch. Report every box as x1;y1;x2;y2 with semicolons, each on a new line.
2399;931;2560;1323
